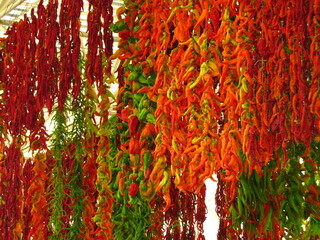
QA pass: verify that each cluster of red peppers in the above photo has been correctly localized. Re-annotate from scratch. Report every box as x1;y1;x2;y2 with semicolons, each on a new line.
0;0;320;239
0;0;114;239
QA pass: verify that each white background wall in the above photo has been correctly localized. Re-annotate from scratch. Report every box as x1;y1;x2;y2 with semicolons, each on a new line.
204;179;219;239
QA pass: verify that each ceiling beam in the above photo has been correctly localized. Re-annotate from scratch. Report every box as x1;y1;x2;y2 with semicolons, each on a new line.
0;0;27;19
0;19;12;26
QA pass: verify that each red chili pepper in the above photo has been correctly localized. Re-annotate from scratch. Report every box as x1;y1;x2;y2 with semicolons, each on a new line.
128;115;140;135
128;182;139;196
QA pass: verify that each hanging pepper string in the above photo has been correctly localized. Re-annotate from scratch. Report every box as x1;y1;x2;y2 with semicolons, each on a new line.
3;17;37;135
58;0;83;109
94;65;114;238
81;88;99;238
26;153;51;240
83;1;115;238
21;159;34;239
110;1;156;237
34;0;60;113
0;138;23;239
86;0;109;93
111;0;212;238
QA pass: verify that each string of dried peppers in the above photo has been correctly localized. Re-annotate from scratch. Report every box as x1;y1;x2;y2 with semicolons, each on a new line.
0;0;320;239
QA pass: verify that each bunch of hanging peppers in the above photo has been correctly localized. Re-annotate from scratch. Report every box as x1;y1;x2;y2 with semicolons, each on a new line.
0;0;320;239
111;0;320;239
0;0;114;239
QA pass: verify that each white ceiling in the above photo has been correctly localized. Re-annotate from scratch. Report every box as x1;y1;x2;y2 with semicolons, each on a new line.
0;0;35;19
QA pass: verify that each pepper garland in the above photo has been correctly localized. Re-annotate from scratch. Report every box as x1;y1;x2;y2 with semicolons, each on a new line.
0;0;320;239
112;0;320;239
110;0;209;238
0;0;114;238
84;0;115;238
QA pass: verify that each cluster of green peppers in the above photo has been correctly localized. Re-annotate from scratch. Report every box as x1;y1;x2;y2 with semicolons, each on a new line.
107;114;153;240
67;85;86;239
126;64;157;124
48;85;89;239
108;3;158;235
230;143;320;239
48;108;69;240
